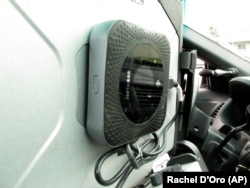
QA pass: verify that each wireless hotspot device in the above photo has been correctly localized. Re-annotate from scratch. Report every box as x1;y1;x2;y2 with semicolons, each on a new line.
87;20;170;147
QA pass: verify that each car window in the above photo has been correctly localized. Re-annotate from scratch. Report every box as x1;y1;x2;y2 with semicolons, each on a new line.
183;0;250;62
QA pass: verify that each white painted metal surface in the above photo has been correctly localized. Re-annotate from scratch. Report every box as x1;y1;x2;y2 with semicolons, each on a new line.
0;0;180;187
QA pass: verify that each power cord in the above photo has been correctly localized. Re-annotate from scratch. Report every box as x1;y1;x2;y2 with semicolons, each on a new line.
94;134;159;188
94;79;183;187
95;146;131;186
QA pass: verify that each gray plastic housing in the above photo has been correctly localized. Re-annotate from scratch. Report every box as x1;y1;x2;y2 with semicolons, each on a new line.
87;20;171;147
86;21;114;145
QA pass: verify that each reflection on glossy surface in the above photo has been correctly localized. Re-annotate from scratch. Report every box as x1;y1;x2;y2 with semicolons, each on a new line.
119;44;164;124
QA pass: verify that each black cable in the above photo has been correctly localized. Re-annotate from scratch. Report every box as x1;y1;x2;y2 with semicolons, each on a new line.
123;103;181;187
122;102;182;187
129;101;182;158
94;134;161;187
132;136;164;157
94;84;183;187
127;82;182;158
120;100;182;186
126;133;162;168
94;137;158;186
160;101;182;136
116;166;134;188
216;123;247;153
95;146;131;186
126;144;140;169
136;101;181;162
121;145;158;188
129;133;163;157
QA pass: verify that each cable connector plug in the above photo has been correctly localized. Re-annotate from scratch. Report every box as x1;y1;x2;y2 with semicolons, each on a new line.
168;78;184;102
168;78;178;89
176;84;184;102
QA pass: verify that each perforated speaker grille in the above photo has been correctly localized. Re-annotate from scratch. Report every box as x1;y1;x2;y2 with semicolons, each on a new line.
104;20;170;146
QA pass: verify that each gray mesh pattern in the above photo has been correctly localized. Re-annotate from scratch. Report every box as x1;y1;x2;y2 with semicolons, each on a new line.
104;20;170;147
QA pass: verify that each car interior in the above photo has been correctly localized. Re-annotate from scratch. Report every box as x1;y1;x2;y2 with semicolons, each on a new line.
1;0;249;188
183;25;250;172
